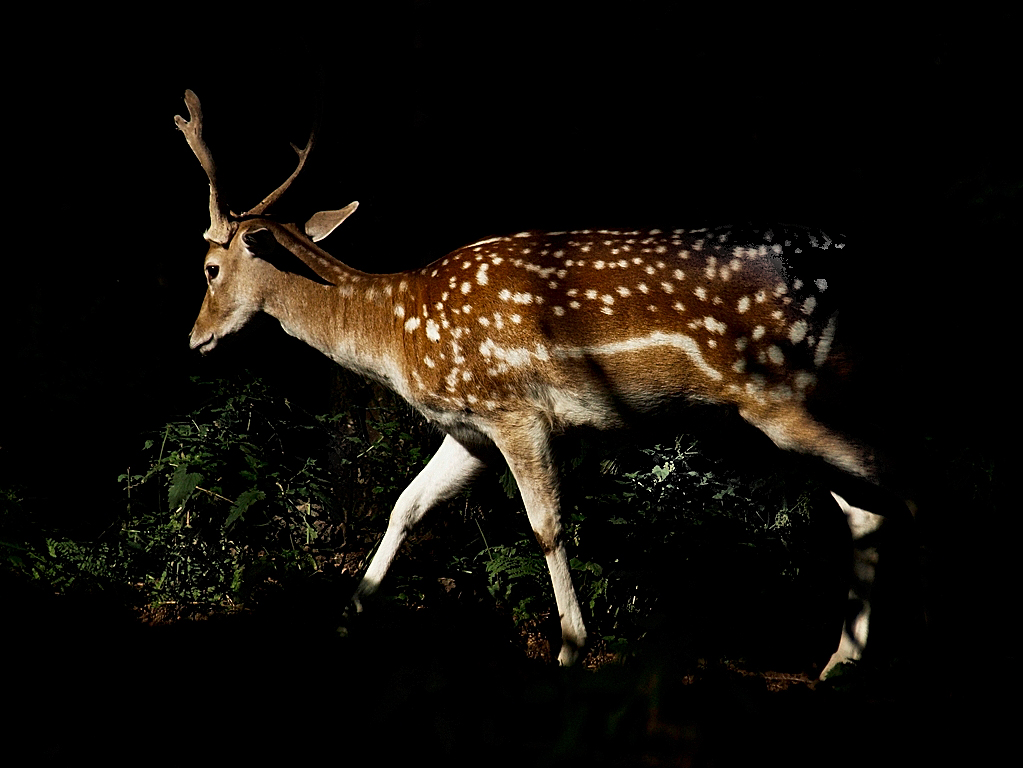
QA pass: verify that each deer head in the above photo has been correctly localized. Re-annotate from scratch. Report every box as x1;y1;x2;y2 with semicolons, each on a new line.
175;90;358;353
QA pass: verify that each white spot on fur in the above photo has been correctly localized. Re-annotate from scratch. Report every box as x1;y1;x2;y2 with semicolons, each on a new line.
814;315;836;367
789;319;808;344
794;372;816;393
704;316;726;334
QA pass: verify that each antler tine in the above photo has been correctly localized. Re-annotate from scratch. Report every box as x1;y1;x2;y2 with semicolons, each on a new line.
174;90;234;244
243;127;317;217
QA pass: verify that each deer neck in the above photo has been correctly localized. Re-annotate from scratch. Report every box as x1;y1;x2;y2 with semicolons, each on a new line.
263;264;411;393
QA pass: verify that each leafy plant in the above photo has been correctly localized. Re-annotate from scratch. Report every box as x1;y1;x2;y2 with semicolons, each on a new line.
3;368;827;667
470;433;823;656
112;375;345;605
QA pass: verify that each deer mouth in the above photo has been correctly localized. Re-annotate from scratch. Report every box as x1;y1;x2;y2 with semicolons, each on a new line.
190;332;216;354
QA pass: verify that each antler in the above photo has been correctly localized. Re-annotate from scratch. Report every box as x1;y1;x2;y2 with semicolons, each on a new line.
174;90;234;245
175;89;317;238
243;132;316;217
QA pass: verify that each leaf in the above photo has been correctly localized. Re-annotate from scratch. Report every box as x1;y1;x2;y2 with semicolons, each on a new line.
225;489;266;527
499;470;520;500
168;464;204;510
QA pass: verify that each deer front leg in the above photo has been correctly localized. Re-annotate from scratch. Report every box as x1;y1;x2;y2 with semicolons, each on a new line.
820;491;885;679
353;434;489;610
496;425;587;666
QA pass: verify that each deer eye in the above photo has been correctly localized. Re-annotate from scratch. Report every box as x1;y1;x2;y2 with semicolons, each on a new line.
205;264;220;281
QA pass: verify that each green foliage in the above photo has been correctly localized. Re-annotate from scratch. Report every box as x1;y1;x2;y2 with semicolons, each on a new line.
0;485;49;580
483;540;547;621
0;377;345;607
474;435;821;654
107;375;343;605
3;368;824;662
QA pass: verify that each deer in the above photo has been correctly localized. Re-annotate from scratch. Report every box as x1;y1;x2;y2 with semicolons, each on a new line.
175;89;914;679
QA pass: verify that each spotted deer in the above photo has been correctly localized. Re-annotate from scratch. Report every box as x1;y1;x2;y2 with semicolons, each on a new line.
176;90;911;678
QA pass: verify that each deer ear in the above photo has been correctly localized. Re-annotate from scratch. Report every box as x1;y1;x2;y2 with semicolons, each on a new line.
305;201;359;242
242;227;278;256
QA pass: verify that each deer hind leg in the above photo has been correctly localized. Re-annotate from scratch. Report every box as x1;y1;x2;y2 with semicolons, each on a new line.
495;421;587;666
821;492;885;678
739;405;901;679
353;434;489;610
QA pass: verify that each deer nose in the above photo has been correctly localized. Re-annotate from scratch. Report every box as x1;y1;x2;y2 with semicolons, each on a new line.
189;328;215;353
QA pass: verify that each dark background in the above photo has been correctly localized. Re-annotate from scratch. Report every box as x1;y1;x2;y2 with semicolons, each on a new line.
3;4;1016;762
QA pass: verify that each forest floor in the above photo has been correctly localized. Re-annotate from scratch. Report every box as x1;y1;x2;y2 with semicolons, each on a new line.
5;572;1005;767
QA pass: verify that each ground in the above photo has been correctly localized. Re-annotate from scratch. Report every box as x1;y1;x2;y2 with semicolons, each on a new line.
5;567;1005;767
